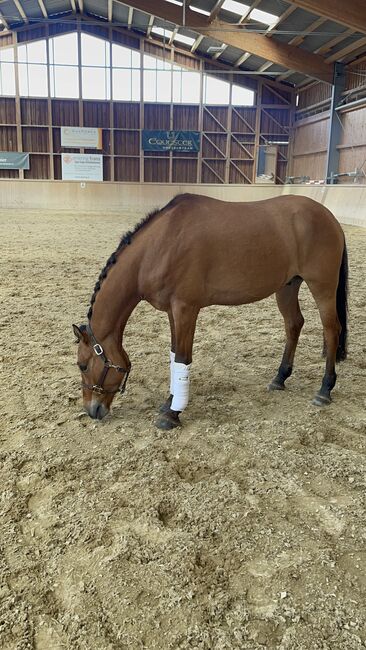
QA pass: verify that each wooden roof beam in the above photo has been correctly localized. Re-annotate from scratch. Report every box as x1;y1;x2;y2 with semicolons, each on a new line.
122;0;334;82
191;33;204;53
203;19;334;82
286;0;366;35
0;9;9;29
208;0;225;23
266;5;296;38
314;28;354;55
288;16;326;47
108;0;113;22
325;36;366;63
38;0;48;18
13;0;28;23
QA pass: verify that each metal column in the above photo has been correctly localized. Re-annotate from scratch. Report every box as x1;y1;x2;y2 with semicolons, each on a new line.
325;62;346;184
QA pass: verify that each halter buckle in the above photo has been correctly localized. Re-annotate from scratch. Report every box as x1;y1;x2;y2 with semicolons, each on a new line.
92;384;104;394
93;343;104;356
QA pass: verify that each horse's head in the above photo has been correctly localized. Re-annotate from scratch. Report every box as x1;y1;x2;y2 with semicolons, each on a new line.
72;323;131;420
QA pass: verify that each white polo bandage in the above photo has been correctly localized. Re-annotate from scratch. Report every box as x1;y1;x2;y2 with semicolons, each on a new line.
170;350;175;395
171;362;191;412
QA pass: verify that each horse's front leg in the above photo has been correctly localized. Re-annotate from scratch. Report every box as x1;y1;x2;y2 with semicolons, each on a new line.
156;302;198;430
158;310;175;416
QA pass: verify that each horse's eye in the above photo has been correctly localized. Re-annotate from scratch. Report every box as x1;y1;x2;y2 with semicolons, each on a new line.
78;363;88;372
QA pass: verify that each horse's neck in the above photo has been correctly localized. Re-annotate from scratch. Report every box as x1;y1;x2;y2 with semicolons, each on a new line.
91;248;140;345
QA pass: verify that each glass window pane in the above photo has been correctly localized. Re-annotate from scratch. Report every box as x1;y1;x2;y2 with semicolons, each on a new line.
144;69;157;101
157;69;171;102
204;75;230;104
0;47;14;63
113;68;131;100
18;44;27;64
82;66;110;99
172;69;182;102
112;43;131;68
50;33;78;65
81;33;109;67
232;84;254;105
157;57;171;70
18;63;29;95
50;65;79;98
27;40;47;64
131;50;140;69
0;62;16;95
28;64;48;96
131;70;140;100
182;70;200;103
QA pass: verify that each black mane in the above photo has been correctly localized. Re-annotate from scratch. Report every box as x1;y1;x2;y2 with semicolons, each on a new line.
87;194;189;320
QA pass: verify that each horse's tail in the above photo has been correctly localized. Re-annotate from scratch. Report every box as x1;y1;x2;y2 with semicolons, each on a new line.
336;239;348;361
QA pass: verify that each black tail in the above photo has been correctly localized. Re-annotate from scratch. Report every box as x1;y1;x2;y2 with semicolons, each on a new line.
336;241;348;361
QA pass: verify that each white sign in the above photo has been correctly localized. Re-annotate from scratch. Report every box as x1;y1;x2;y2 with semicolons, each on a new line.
61;127;102;149
61;153;103;181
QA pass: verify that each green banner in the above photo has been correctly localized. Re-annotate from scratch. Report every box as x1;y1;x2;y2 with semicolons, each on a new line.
0;152;30;170
142;130;200;152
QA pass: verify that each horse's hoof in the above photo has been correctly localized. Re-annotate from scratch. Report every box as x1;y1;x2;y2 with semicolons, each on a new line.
268;381;285;392
155;412;181;430
158;396;173;414
312;394;331;407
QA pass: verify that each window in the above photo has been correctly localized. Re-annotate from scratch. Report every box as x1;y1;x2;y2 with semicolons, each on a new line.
203;75;230;104
49;33;79;98
0;47;15;96
81;33;110;100
18;40;48;97
143;54;171;102
112;43;140;101
173;65;200;103
232;84;254;105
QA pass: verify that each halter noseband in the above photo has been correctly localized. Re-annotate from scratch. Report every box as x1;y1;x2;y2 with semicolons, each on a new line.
81;324;131;396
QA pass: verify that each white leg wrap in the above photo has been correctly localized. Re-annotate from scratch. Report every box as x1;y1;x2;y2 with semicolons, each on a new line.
169;350;175;395
171;362;191;412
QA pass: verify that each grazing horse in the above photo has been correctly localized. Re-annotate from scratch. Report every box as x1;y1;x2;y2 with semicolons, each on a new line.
73;193;348;429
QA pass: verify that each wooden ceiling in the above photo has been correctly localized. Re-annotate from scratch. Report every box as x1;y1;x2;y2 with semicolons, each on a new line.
1;0;366;87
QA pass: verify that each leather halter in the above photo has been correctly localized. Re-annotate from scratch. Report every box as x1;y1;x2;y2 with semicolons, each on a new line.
81;323;131;396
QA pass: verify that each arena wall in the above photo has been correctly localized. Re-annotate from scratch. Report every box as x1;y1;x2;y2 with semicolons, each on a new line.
1;179;365;227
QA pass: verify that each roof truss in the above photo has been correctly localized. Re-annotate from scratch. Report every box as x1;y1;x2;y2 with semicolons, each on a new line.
120;0;333;83
287;0;366;35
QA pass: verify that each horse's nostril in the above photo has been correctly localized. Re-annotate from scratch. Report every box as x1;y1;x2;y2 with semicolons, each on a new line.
96;404;104;420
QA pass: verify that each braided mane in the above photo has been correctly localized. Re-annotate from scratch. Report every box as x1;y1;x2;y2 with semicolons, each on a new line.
87;194;188;320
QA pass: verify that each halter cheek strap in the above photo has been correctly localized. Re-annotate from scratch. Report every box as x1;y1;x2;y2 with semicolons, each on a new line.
81;324;131;396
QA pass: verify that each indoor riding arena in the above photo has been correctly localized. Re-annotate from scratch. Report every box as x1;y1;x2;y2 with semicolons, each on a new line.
1;1;366;649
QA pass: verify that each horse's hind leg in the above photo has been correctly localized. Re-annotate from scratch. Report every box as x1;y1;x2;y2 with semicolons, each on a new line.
269;276;304;391
308;287;341;406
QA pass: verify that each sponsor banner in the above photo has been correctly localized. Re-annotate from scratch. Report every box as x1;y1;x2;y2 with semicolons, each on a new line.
142;130;200;152
0;152;30;170
61;153;103;181
61;126;102;149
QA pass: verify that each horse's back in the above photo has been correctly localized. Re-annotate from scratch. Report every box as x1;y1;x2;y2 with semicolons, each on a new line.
138;194;345;307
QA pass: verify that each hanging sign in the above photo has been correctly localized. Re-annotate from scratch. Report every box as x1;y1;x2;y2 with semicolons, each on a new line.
142;130;200;152
61;127;102;149
0;152;30;170
61;153;103;181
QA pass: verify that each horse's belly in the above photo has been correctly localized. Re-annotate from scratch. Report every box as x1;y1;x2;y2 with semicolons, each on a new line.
202;261;291;306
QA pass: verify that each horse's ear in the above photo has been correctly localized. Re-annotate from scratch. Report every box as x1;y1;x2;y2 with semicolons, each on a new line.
72;324;87;343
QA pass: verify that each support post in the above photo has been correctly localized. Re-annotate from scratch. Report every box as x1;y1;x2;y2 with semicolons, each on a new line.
325;62;346;184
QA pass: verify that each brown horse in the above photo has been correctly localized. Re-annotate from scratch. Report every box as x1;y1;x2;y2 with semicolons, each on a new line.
73;193;348;429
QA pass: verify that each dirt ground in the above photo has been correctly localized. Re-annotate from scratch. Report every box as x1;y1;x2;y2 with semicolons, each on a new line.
1;206;366;650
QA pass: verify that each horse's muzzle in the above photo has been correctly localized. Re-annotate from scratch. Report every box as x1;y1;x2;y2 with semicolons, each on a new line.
86;400;109;420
